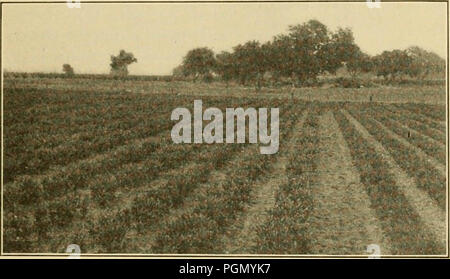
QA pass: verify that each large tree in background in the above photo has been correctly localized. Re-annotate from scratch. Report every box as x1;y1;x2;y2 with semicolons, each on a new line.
286;20;330;84
264;34;296;85
265;23;361;81
181;47;216;82
346;50;373;77
110;50;137;77
373;49;412;80
323;27;361;75
232;41;267;88
405;46;446;79
173;19;443;87
215;51;236;87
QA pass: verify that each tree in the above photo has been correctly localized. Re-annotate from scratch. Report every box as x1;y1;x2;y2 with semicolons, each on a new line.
373;50;412;80
173;19;444;88
286;19;330;84
264;34;297;86
405;46;445;79
110;50;137;77
181;47;216;82
346;50;373;77
62;64;74;76
323;27;361;75
172;64;185;80
215;51;236;87
232;41;266;89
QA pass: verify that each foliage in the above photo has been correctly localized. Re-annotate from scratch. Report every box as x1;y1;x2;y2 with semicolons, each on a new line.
232;41;267;88
181;47;216;81
174;20;444;87
405;46;446;79
110;50;137;77
346;50;373;77
373;49;412;80
62;64;75;76
215;51;236;86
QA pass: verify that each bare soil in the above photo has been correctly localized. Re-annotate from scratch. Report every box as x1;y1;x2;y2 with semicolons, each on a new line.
308;111;390;255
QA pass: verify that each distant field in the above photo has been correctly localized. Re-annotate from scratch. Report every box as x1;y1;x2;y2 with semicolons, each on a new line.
2;77;447;255
4;75;446;104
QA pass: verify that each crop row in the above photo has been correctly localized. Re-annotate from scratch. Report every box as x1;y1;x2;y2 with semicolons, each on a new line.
4;127;241;252
334;109;442;255
88;144;244;252
395;103;446;123
39;143;235;252
6;90;170;127
4;97;281;252
5;91;257;182
5;100;171;149
6;91;257;146
66;98;291;252
148;102;300;253
390;104;445;133
4;114;173;182
254;105;320;254
377;105;445;144
5;96;262;208
359;104;445;164
347;106;446;210
59;99;293;253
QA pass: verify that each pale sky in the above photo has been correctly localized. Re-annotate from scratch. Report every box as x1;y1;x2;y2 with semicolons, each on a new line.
2;2;447;75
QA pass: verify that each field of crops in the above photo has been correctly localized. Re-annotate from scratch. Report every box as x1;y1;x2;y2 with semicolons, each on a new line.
2;78;447;255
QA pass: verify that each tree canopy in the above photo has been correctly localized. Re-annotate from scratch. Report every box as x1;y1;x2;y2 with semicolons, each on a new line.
110;50;137;77
405;46;446;79
174;19;444;87
181;47;216;82
62;64;75;76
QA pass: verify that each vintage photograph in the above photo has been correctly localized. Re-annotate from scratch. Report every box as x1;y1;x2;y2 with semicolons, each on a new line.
1;1;448;256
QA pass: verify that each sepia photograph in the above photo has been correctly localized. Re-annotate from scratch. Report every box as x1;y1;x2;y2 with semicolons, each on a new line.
0;0;448;258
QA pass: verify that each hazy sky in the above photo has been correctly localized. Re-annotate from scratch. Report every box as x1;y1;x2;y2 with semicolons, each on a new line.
2;2;447;75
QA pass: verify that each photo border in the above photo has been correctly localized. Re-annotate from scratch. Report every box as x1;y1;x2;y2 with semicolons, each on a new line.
0;0;448;259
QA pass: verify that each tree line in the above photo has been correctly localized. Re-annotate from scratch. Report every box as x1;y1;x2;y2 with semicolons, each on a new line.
174;19;445;88
59;19;444;87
